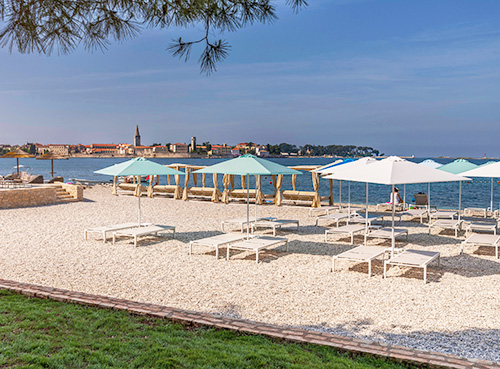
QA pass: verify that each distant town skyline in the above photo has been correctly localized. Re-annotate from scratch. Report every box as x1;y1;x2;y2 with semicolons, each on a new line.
1;1;500;157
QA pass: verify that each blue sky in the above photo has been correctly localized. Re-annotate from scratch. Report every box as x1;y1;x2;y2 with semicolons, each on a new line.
1;0;500;157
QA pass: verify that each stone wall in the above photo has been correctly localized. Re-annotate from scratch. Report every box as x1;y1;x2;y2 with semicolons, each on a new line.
0;184;84;209
0;187;57;209
62;183;84;200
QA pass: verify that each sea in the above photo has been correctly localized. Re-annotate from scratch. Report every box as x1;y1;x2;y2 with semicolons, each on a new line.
1;157;498;210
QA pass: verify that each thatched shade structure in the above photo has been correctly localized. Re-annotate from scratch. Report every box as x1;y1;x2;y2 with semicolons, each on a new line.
1;148;35;174
36;152;68;177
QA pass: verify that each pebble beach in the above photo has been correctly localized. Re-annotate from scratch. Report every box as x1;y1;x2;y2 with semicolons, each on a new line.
1;185;499;362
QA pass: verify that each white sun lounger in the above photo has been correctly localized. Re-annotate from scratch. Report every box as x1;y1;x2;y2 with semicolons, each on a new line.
324;224;366;244
112;225;175;247
84;222;151;243
309;206;341;217
384;249;440;284
252;219;299;236
461;233;500;259
465;221;497;235
429;210;457;220
227;236;288;263
332;246;388;277
464;207;488;218
428;219;463;237
364;227;408;245
189;233;248;259
221;217;275;232
402;209;429;223
348;214;384;227
315;212;350;227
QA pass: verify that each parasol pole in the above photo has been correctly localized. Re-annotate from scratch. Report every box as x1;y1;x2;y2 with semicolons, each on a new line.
138;176;141;226
391;184;395;257
17;158;19;175
458;181;462;223
490;178;494;215
246;173;250;239
365;182;369;239
348;181;351;216
403;184;406;209
339;180;342;208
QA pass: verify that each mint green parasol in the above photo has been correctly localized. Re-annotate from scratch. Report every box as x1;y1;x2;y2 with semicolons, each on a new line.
194;155;301;237
95;158;184;225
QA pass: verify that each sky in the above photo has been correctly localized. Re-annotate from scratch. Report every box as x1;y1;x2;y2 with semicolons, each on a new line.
1;0;500;157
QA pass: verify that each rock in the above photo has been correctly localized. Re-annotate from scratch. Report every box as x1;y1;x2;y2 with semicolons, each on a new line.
48;176;64;183
28;175;44;184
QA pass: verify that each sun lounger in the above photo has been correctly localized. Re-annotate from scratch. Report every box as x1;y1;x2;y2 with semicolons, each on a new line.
189;233;247;259
112;225;175;247
338;207;364;214
153;185;178;197
376;203;404;212
221;217;275;233
187;187;222;199
325;224;366;244
348;214;384;227
282;190;320;207
332;246;387;277
402;208;429;223
384;249;440;284
465;221;497;235
464;207;488;218
84;222;151;243
227;236;288;263
428;219;463;237
364;227;408;245
252;219;299;237
461;233;500;259
118;183;147;194
309;206;341;217
315;212;350;227
429;210;457;220
229;189;257;199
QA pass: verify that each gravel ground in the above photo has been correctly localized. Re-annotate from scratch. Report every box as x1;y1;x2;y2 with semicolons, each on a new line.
1;185;499;362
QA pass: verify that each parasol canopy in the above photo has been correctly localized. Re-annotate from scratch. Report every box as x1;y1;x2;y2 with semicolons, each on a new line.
1;148;35;175
36;151;69;177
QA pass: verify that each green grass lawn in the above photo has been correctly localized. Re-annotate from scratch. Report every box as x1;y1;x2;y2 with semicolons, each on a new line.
0;290;414;368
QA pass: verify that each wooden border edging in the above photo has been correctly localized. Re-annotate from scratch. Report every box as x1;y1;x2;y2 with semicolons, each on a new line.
0;279;497;369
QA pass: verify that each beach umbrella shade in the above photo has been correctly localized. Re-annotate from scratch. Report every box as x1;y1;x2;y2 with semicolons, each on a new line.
194;154;301;238
324;156;469;255
95;157;184;225
36;151;68;177
322;158;378;212
419;159;442;169
314;158;356;175
314;158;357;207
1;148;35;175
461;161;500;213
438;159;478;175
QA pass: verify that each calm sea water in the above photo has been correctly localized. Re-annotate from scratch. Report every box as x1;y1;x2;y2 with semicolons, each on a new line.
1;157;499;210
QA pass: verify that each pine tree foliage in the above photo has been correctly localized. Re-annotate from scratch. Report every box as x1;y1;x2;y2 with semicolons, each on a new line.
0;0;307;74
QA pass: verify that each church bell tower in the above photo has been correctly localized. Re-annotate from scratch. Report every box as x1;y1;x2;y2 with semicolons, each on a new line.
134;125;141;147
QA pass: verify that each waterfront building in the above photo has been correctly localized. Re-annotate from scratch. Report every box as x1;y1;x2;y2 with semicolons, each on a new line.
117;143;134;155
170;143;189;154
47;144;70;156
134;146;153;156
256;146;270;157
210;144;232;156
90;144;117;155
